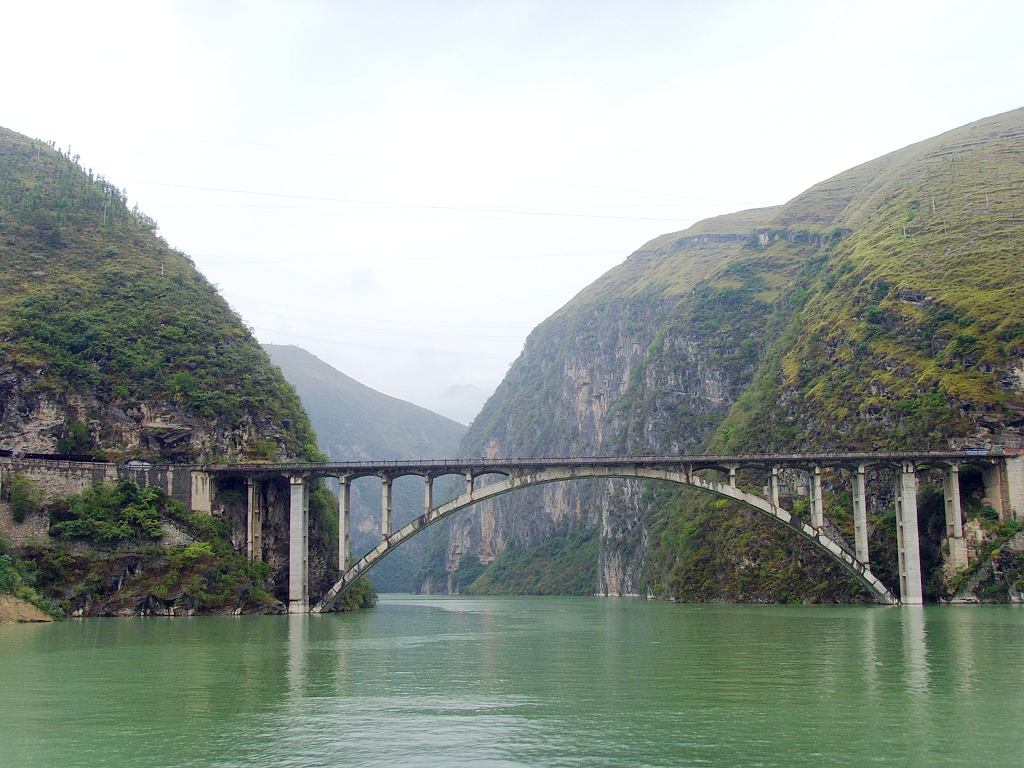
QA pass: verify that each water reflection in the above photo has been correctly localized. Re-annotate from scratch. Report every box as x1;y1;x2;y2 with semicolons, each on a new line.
860;606;879;696
287;613;307;698
901;606;930;696
4;601;1024;768
946;608;977;695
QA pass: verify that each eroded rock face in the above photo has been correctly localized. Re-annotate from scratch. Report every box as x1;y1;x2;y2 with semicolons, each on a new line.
437;295;673;594
0;369;290;461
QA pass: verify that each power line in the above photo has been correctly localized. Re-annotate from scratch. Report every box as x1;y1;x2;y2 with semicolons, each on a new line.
192;249;625;265
255;325;517;359
113;178;695;223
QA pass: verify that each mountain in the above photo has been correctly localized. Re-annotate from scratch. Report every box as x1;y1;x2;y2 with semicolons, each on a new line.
264;344;465;590
0;126;347;614
0;128;318;462
426;107;1024;602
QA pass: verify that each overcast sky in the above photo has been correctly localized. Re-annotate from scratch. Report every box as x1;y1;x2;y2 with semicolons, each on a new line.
3;1;1022;423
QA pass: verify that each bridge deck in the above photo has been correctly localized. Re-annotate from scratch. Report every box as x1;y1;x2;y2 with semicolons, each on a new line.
205;449;1012;476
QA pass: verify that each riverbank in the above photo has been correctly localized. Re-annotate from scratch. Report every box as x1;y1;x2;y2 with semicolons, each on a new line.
0;594;52;623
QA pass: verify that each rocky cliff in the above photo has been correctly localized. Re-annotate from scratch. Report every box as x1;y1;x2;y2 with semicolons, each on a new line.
429;107;1024;601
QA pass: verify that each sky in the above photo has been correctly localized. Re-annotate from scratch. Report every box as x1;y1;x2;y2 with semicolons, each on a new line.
2;1;1022;424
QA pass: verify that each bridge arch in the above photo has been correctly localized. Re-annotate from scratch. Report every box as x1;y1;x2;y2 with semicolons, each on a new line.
312;465;896;612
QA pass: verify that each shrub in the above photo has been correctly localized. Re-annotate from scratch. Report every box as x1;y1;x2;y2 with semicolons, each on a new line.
56;420;95;455
49;479;165;544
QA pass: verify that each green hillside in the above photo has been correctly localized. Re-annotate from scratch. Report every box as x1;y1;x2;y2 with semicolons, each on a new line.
264;344;464;460
0;127;350;615
440;107;1024;602
0;127;318;461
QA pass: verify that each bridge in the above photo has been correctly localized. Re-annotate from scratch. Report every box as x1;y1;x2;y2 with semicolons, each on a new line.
3;450;1022;611
201;450;1024;612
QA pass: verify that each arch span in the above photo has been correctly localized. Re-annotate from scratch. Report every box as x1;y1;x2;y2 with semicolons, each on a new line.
312;465;897;612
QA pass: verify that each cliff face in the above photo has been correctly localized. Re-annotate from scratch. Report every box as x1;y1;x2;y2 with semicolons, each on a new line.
439;208;780;594
430;107;1024;600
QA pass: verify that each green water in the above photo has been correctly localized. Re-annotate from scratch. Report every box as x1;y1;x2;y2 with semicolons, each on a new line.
1;597;1022;767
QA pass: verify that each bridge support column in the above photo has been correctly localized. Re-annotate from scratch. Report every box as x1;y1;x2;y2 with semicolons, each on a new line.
424;476;433;514
288;476;309;614
381;475;392;540
982;461;1012;521
810;466;824;529
338;476;350;573
1003;456;1024;521
246;477;263;562
465;470;474;496
852;464;869;565
895;463;923;605
190;470;213;514
943;464;967;571
769;467;780;506
727;465;737;488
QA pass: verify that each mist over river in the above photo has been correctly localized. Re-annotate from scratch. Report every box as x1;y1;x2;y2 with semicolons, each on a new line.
2;596;1022;767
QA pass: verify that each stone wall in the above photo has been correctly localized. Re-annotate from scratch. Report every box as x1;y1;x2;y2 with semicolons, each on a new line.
0;458;203;545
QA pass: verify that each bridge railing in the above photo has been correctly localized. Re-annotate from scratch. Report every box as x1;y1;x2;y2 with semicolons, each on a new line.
203;448;1011;473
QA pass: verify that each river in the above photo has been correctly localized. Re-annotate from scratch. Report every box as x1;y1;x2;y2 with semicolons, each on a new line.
1;596;1022;767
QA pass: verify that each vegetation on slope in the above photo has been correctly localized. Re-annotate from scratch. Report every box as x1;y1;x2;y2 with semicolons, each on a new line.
0;127;319;461
465;527;599;595
0;537;61;618
647;109;1024;602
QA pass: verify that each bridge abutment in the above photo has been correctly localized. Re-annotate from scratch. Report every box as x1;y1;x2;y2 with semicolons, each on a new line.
981;456;1024;522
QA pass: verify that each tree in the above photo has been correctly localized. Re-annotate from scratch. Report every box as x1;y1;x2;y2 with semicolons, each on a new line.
56;420;95;455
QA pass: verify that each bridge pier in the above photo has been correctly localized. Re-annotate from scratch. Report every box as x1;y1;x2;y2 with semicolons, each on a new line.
894;463;923;605
190;470;213;513
1006;456;1024;520
381;474;392;540
246;477;263;562
984;456;1024;521
809;466;824;529
338;476;351;572
852;464;869;565
769;466;780;506
465;470;474;496
983;462;1009;521
288;476;309;613
943;464;968;571
424;476;433;514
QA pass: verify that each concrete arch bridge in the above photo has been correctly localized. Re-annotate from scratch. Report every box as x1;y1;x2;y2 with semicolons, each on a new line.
202;450;1024;613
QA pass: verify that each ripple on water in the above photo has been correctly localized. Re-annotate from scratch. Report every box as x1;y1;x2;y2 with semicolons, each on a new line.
1;600;1023;767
